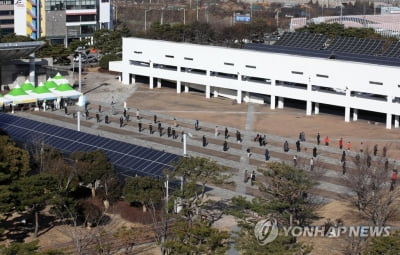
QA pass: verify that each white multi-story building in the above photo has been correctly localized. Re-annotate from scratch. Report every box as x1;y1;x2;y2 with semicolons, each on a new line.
110;37;400;129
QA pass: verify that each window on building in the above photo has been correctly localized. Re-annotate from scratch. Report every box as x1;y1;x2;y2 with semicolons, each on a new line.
369;81;383;86
291;71;303;75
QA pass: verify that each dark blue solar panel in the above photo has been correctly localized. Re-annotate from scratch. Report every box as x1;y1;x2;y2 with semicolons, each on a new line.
0;113;179;177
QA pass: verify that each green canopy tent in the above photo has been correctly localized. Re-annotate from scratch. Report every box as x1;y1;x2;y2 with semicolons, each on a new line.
51;72;69;85
30;82;57;101
51;83;81;99
21;80;35;92
4;85;37;109
44;79;58;89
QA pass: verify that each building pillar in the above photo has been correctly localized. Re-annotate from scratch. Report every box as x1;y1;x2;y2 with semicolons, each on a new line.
314;103;319;115
387;95;393;129
122;72;130;85
157;78;161;88
345;87;350;122
278;97;284;109
270;95;276;110
395;115;399;128
206;85;210;99
184;85;189;93
29;52;35;85
306;101;312;116
177;81;181;94
386;113;392;129
237;90;242;104
345;107;350;122
213;87;219;98
149;77;154;89
353;109;358;121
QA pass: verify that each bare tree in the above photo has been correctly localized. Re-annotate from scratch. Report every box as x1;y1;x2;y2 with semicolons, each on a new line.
343;146;400;226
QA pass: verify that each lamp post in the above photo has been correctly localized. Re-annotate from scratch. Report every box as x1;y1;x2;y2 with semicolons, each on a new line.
75;47;85;132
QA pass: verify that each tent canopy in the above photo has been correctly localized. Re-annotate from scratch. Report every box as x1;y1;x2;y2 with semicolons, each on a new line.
21;80;35;92
44;80;57;89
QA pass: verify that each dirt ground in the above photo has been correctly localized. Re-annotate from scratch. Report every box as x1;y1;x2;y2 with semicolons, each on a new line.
126;85;400;159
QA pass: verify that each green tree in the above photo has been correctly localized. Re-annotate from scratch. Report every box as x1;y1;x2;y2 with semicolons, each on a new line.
11;173;58;238
0;240;66;255
123;176;164;212
70;150;116;198
363;231;400;255
99;53;121;70
229;162;316;254
163;217;230;255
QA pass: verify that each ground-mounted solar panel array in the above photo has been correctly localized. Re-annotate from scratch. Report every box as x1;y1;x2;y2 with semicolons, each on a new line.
245;32;400;66
0;113;180;177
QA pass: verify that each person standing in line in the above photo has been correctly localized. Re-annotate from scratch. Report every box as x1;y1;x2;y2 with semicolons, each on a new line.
385;158;389;170
119;116;123;128
367;155;372;168
202;135;207;147
123;109;127;118
265;149;270;161
283;141;289;152
181;131;184;142
138;122;142;132
167;127;171;138
136;108;140;120
64;106;68;116
173;118;177;127
85;109;89;120
390;169;398;191
293;155;297;167
310;158;314;171
154;114;157;124
247;148;251;157
342;161;346;175
317;132;320;145
383;146;387;157
159;124;162;137
262;135;267;146
346;141;352;151
373;144;378;156
259;137;263;147
215;126;219;137
195;120;199;130
123;101;127;111
251;171;256;186
105;115;109;124
296;140;301;152
172;129;176;139
339;137;343;150
98;105;101;113
313;147;317;157
360;142;364;153
149;123;153;134
223;140;228;151
244;170;249;183
324;136;329;146
96;113;100;123
225;127;229;139
341;150;346;162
